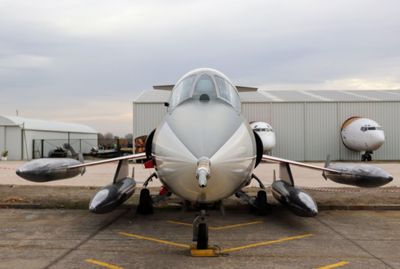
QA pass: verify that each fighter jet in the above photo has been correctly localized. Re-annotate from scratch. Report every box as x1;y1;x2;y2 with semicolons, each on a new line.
341;116;385;161
16;68;393;251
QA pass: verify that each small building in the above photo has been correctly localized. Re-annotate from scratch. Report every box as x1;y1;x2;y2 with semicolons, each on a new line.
133;89;400;161
0;116;98;160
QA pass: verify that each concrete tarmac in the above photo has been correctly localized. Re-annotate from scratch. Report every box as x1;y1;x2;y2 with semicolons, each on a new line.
1;160;399;269
0;208;399;269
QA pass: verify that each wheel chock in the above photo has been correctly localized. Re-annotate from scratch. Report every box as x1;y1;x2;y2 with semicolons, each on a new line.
190;244;220;257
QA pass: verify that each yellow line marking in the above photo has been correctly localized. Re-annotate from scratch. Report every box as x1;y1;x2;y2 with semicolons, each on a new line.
167;220;192;227
119;231;312;254
221;233;313;253
85;259;124;269
119;232;190;249
167;220;263;230
210;220;263;230
317;261;349;269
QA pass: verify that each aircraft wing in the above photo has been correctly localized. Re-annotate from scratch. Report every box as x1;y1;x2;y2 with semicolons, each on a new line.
67;153;146;169
262;154;339;173
261;154;393;188
16;152;147;182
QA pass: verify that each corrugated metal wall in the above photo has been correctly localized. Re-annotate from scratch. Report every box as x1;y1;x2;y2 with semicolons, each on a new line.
304;103;339;161
133;103;167;138
270;103;305;160
133;101;400;161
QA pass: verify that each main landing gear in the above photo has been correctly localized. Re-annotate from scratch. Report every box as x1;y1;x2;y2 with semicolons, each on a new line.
362;151;373;162
235;174;269;215
137;188;153;214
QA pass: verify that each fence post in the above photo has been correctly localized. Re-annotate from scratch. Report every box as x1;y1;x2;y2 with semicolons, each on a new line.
41;139;44;158
32;140;35;159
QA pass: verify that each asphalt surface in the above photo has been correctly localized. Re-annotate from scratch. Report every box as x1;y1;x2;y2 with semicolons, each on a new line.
1;160;399;269
0;208;399;269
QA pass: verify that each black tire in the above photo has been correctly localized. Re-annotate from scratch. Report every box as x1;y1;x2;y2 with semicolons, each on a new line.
137;189;153;215
257;190;267;203
361;154;367;162
256;190;268;215
367;155;372;162
196;223;208;249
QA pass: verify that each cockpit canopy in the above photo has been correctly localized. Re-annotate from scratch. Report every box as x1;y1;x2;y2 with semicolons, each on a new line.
168;69;241;111
360;125;383;132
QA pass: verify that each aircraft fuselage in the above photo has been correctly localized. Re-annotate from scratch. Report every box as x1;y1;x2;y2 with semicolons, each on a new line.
152;69;257;202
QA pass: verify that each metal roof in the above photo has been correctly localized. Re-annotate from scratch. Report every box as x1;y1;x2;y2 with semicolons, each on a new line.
134;89;400;103
0;115;97;133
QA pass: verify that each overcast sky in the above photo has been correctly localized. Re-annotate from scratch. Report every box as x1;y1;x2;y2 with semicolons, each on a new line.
1;0;399;135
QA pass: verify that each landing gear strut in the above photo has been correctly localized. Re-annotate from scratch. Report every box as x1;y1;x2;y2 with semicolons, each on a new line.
193;210;208;249
362;151;372;162
190;210;219;256
235;174;268;215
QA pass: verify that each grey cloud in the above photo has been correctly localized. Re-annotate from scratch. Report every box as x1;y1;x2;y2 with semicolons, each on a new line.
0;0;399;135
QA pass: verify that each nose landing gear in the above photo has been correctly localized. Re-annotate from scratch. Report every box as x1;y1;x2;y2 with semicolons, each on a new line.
362;151;373;162
190;210;219;257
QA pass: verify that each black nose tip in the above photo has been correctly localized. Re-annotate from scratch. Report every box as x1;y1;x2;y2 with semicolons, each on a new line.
16;169;21;176
387;176;393;183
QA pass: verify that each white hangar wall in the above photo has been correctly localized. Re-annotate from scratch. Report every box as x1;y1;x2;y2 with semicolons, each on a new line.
133;90;400;161
0;116;98;160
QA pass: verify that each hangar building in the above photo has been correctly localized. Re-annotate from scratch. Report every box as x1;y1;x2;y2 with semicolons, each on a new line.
0;116;98;160
133;89;400;161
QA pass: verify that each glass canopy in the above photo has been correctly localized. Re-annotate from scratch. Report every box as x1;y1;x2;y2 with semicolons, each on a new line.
169;72;241;111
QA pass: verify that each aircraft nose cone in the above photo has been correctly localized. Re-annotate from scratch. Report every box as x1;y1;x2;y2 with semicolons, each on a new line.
386;176;393;184
370;131;385;150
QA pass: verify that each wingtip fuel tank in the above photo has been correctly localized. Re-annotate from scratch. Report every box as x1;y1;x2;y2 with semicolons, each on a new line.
16;158;84;182
324;163;393;188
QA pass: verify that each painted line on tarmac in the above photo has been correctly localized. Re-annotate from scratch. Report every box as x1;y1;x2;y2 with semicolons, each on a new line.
220;233;313;253
167;220;263;230
85;259;124;269
119;231;313;254
119;232;190;249
316;261;349;269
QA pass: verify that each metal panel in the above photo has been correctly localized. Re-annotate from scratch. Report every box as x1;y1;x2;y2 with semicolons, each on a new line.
310;90;367;101
304;103;339;161
133;103;167;138
338;102;400;160
349;90;400;101
271;103;304;160
5;127;22;160
268;91;320;102
239;92;271;102
0;127;5;155
241;103;271;123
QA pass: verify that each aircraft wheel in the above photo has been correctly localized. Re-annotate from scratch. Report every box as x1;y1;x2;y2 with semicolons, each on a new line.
366;154;372;161
255;190;268;215
361;154;367;162
137;188;153;214
196;223;208;249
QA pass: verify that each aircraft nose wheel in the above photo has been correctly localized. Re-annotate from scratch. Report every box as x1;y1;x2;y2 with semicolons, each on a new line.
137;188;153;214
361;152;372;162
193;210;209;249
